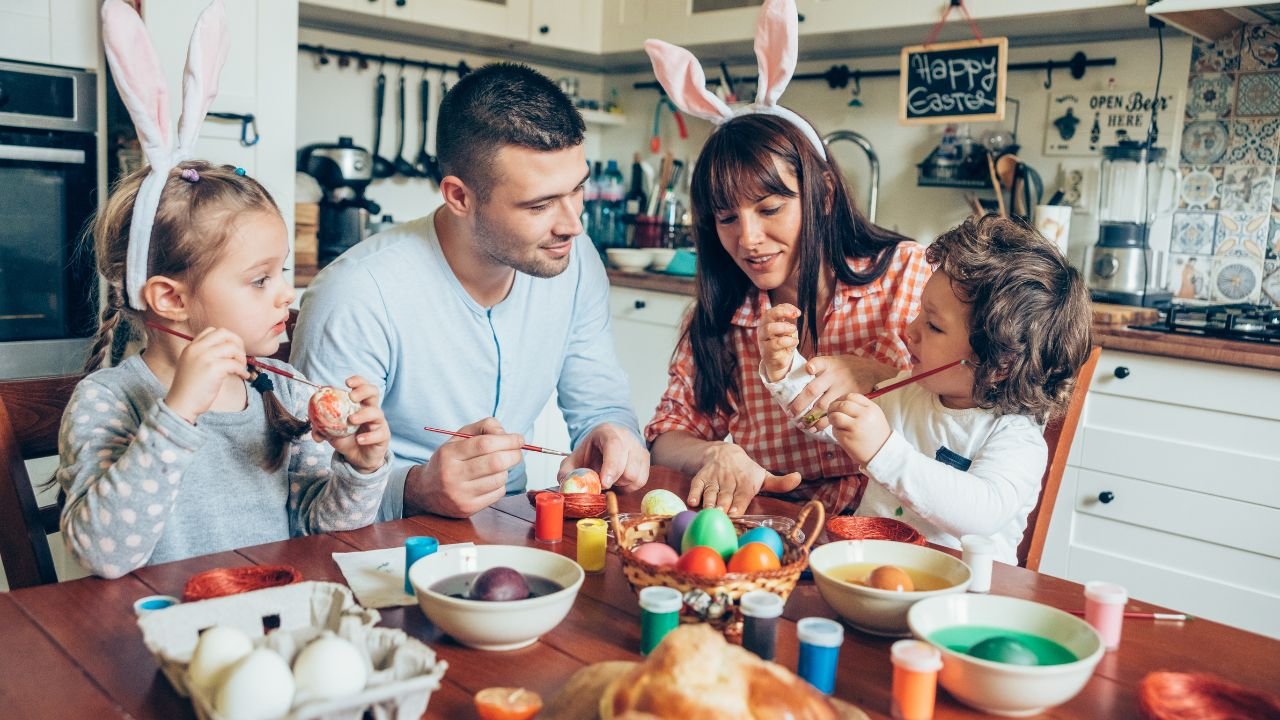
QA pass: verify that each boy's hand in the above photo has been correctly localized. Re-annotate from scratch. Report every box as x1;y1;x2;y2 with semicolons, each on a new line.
165;327;251;424
758;303;801;383
827;393;892;465
321;375;390;474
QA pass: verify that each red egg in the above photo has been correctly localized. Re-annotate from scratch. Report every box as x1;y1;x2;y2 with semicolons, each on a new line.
676;546;727;579
728;542;782;574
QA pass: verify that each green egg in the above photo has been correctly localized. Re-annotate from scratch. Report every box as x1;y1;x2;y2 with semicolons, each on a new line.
968;636;1040;666
681;508;739;561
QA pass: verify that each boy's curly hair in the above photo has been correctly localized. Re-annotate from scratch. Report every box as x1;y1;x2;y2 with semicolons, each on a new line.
927;214;1092;423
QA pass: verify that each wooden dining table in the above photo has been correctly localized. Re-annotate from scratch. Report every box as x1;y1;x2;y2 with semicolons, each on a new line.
4;466;1278;719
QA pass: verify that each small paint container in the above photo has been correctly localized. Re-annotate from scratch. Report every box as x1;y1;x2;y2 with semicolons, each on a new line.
960;534;996;593
534;492;564;543
638;586;681;656
405;536;439;595
890;639;942;720
576;518;607;572
740;590;784;661
1084;580;1127;650
133;595;179;617
796;617;843;695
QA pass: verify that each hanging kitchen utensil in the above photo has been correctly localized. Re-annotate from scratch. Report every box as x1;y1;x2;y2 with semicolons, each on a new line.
393;71;419;177
370;70;394;179
414;74;441;187
1013;161;1043;219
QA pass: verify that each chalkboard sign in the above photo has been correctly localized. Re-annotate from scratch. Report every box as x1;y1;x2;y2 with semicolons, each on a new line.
899;37;1007;125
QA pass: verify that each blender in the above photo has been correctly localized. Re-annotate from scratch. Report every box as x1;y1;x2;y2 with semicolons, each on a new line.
1084;139;1178;307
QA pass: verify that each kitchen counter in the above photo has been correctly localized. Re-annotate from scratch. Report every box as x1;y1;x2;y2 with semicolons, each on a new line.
1090;324;1279;372
606;268;696;295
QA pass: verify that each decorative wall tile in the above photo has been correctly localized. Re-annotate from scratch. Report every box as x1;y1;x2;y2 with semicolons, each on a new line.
1240;24;1280;71
1263;260;1280;305
1187;73;1235;117
1214;212;1269;258
1191;31;1241;72
1270;213;1280;258
1220;164;1276;212
1182;120;1231;164
1170;253;1213;301
1179;165;1222;209
1210;256;1264;303
1235;73;1280;116
1172;212;1218;254
1226;117;1280;165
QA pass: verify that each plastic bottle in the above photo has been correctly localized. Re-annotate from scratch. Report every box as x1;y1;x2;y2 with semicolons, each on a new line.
582;161;600;243
599;159;626;248
624;159;648;246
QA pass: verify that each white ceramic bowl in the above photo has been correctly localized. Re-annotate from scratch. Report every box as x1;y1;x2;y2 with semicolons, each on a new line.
606;248;654;272
408;544;584;651
809;540;971;636
908;594;1104;717
647;248;678;271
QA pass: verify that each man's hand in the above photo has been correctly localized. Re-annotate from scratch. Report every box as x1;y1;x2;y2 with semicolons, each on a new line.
558;423;650;492
405;418;525;517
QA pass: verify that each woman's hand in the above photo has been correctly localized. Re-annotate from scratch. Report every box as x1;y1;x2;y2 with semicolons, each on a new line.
321;376;390;474
687;443;802;515
827;393;892;465
757;303;801;382
789;355;897;431
165;327;250;424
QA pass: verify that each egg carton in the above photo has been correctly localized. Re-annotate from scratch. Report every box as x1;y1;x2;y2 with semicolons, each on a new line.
137;581;448;720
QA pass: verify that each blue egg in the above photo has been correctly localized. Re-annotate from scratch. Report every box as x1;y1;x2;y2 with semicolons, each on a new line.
738;526;784;562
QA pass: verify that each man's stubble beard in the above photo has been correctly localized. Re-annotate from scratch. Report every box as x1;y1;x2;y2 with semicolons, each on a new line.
472;206;572;279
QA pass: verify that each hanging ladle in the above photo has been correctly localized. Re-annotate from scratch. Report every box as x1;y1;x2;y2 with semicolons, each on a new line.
370;69;394;179
393;71;419;178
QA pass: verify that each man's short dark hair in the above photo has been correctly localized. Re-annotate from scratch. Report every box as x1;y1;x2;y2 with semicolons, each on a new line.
436;63;585;198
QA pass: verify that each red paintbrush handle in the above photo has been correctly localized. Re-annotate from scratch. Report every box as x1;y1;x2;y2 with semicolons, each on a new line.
865;358;966;400
423;426;571;457
144;322;320;389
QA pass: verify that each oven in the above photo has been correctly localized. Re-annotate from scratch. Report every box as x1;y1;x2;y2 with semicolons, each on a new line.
0;60;98;378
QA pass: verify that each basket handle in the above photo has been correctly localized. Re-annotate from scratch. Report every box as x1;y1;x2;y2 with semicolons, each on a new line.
791;499;825;553
606;491;624;541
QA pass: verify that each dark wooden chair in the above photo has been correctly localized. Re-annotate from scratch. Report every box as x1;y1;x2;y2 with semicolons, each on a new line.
0;374;82;589
268;307;300;363
1018;346;1102;570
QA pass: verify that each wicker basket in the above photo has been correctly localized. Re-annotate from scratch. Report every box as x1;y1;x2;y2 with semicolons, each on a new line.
606;492;823;636
826;516;925;545
526;489;607;519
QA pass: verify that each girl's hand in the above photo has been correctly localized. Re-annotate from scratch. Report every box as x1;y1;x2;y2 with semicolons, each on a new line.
758;303;801;382
687;443;802;515
827;394;892;465
165;327;250;424
319;375;389;474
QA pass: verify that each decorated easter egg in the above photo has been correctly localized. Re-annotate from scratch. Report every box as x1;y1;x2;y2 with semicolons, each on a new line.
470;567;531;602
666;510;697;549
308;386;359;438
728;542;782;574
632;542;680;568
676;546;727;579
738;526;785;562
868;565;914;592
560;468;602;494
681;508;738;561
968;636;1039;666
641;489;687;516
474;687;543;720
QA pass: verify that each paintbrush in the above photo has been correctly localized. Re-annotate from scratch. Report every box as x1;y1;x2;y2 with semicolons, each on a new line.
801;358;969;425
1068;610;1192;621
423;426;571;457
145;322;322;389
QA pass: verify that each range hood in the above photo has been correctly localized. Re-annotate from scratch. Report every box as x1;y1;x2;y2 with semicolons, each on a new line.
1147;0;1280;41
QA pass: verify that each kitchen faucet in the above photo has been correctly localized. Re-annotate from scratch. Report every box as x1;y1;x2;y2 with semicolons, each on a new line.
822;130;879;224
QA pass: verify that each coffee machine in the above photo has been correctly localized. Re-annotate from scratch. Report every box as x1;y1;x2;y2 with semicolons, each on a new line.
298;137;381;266
1084;139;1178;307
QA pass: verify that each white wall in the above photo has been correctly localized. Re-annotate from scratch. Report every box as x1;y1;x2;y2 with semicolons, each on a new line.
597;35;1192;268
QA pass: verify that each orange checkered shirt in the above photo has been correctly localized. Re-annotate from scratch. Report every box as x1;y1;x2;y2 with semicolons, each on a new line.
644;241;931;515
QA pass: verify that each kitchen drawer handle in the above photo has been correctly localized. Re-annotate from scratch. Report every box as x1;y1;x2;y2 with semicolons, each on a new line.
634;299;646;310
1098;491;1115;504
1113;366;1130;379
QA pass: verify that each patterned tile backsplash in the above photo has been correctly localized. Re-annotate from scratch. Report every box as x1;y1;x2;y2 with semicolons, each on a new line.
1178;25;1280;307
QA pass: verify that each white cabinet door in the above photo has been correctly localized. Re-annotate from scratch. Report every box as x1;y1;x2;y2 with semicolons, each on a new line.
530;0;602;53
385;0;532;42
0;0;52;65
609;288;692;428
302;0;385;14
50;0;98;70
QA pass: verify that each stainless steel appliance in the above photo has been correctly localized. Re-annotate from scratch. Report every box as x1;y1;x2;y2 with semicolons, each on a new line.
297;137;380;266
1131;303;1280;344
0;60;98;379
1084;139;1178;307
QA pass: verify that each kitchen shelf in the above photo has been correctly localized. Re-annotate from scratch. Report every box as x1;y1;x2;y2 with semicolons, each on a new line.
581;109;626;126
916;176;993;189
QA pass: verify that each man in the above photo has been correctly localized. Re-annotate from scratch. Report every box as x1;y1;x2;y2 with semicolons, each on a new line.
292;63;648;519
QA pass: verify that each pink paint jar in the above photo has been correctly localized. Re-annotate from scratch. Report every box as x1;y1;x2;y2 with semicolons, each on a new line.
1083;580;1127;650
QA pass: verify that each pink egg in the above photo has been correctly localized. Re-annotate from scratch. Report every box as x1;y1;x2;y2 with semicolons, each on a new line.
631;542;679;568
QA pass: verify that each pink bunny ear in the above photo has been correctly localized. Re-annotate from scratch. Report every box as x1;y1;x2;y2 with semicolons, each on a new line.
644;39;733;124
101;0;171;160
175;0;230;158
753;0;798;108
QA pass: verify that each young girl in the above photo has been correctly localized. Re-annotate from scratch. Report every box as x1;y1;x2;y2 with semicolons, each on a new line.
56;160;393;579
759;215;1093;563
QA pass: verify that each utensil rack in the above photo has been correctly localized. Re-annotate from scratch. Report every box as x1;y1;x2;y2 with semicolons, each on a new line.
298;43;471;77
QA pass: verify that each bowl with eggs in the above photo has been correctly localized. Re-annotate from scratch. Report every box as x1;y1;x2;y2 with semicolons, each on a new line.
809;539;971;637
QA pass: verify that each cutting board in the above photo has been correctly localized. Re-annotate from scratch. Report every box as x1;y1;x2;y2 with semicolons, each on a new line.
1091;302;1160;325
540;661;870;720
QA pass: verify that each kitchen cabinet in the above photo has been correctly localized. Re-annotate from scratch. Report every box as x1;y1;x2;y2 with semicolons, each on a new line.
385;0;532;43
1038;349;1280;639
1;0;98;70
304;0;385;14
531;0;604;53
609;287;693;428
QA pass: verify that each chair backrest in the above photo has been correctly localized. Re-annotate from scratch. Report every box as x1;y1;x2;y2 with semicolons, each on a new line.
1017;346;1102;571
0;374;81;589
268;307;300;363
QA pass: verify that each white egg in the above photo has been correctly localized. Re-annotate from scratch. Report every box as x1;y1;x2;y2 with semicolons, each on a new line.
641;488;687;516
215;649;295;720
187;626;253;696
292;634;367;705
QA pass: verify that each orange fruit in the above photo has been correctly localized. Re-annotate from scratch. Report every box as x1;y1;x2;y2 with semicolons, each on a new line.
676;545;727;578
474;687;543;720
728;541;782;574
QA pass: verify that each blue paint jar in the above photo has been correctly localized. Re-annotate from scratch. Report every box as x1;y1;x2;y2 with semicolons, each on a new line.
405;536;439;595
797;617;844;695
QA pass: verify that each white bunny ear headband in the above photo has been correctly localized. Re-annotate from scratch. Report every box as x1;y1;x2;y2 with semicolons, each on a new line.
644;0;825;160
101;0;230;311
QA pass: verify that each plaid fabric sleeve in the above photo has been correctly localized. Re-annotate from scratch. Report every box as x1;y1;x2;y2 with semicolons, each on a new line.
862;242;931;369
643;335;730;444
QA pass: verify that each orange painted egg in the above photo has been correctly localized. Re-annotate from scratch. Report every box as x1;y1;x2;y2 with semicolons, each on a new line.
560;468;602;494
675;546;727;579
867;565;914;592
474;687;543;720
308;386;358;438
727;542;782;574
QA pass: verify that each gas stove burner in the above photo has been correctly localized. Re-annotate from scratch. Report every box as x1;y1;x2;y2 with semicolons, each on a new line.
1129;302;1280;344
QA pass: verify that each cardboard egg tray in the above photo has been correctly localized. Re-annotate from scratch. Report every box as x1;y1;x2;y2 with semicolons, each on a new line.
137;581;448;720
